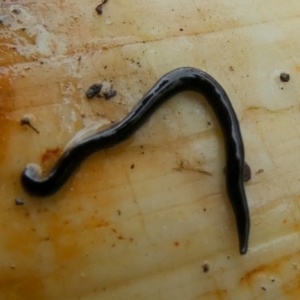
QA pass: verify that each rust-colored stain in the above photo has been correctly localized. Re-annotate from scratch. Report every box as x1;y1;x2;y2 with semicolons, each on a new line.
96;220;110;227
0;69;15;111
283;271;300;295
0;271;48;300
200;288;227;299
0;117;13;166
240;251;300;297
174;241;180;247
294;222;300;231
241;261;281;283
296;65;300;72
41;147;62;168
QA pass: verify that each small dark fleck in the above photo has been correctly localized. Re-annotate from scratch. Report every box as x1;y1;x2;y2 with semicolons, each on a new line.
256;168;264;174
117;210;121;215
229;66;234;72
95;4;103;14
103;89;117;100
243;162;251;182
281;87;284;90
261;286;267;291
207;121;211;125
21;117;39;134
15;198;24;206
179;28;183;31
86;84;102;99
280;73;290;82
104;65;107;69
95;0;108;15
271;278;275;282
203;208;207;212
202;262;209;273
12;8;21;14
130;164;135;169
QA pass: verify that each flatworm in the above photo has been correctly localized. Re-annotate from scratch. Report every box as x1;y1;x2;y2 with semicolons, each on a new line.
21;67;250;254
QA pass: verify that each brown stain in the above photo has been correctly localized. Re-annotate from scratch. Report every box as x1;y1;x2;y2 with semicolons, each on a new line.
174;241;180;247
0;209;50;299
96;220;110;228
241;265;267;282
41;147;62;169
1;182;121;298
43;211;86;273
0;117;13;167
240;251;300;292
0;68;16;111
59;210;110;231
296;65;300;72
4;224;38;257
0;69;19;168
200;288;227;299
283;271;300;296
294;221;300;232
0;270;48;300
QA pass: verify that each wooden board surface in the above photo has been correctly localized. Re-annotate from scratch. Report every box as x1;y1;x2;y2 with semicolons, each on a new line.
1;1;300;299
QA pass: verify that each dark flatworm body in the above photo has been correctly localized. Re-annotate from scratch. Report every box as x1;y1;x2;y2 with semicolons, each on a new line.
21;67;250;254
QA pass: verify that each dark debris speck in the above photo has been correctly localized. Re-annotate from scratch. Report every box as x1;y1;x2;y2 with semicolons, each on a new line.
280;73;290;82
103;89;117;100
256;168;264;174
202;262;209;273
20;117;40;134
86;84;102;99
95;0;108;15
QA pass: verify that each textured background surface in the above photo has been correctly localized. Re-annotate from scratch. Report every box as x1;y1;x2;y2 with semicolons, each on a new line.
1;0;300;299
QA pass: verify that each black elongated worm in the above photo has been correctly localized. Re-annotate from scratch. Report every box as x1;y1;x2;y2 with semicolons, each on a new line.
21;67;250;254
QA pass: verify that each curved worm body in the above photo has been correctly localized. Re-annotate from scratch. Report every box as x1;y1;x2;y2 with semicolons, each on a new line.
21;67;250;254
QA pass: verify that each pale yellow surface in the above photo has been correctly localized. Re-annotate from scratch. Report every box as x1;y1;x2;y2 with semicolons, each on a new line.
1;0;300;299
